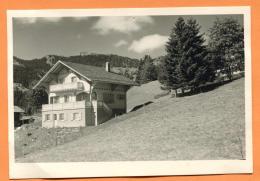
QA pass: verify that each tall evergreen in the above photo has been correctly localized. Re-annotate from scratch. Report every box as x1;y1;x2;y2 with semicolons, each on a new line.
164;17;186;88
163;17;214;89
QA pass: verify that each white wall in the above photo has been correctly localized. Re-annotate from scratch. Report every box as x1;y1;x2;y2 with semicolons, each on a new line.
47;67;129;111
48;67;91;103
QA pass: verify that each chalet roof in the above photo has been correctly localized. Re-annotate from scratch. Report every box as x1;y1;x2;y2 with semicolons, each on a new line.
33;61;138;89
14;106;24;113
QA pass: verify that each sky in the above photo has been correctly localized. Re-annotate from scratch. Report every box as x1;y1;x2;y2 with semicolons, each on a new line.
13;14;243;60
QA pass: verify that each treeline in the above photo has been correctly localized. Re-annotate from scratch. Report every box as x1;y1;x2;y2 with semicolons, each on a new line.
135;17;244;90
67;54;139;68
14;87;48;114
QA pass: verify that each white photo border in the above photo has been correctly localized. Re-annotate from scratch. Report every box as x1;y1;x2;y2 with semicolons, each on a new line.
7;6;252;179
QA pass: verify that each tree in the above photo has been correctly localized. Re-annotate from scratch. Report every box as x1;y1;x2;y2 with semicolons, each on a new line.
142;55;157;82
14;87;25;107
124;67;135;80
136;55;158;84
157;57;169;87
208;17;244;80
136;57;145;84
13;87;48;115
162;17;214;89
32;88;48;110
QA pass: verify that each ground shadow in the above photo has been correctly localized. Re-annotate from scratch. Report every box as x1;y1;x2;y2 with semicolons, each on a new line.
130;101;154;112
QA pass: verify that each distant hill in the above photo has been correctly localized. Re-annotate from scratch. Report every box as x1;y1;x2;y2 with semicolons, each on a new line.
13;54;140;88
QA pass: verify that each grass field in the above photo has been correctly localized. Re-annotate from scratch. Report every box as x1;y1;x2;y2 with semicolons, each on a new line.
127;80;169;112
16;78;245;162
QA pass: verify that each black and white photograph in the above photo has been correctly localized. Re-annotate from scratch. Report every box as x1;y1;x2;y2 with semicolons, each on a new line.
8;7;252;178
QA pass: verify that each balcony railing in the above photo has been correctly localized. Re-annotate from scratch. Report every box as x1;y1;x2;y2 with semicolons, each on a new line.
42;101;112;112
42;101;92;111
49;82;84;93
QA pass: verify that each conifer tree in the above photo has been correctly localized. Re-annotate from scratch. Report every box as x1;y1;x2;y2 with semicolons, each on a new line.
136;58;145;84
162;17;214;89
136;55;157;84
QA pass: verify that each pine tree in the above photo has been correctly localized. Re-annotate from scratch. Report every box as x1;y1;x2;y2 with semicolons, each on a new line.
162;17;214;89
136;55;157;84
136;58;145;84
181;19;215;86
157;57;168;86
164;17;186;89
142;55;157;82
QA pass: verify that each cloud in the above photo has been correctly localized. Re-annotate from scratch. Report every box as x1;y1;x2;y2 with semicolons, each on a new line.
17;17;38;24
16;16;90;25
128;34;168;53
92;16;154;34
16;17;63;24
114;40;128;47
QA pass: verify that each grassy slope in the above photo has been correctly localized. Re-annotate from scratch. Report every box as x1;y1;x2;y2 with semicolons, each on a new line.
17;78;245;162
127;81;168;112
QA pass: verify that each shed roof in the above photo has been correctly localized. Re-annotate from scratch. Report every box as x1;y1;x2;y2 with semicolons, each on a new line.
20;115;35;120
14;106;24;113
34;61;138;89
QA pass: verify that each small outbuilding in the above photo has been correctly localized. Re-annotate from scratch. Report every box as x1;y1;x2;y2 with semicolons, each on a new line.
14;106;25;128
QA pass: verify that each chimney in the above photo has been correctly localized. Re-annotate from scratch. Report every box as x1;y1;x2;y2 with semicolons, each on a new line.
106;62;110;72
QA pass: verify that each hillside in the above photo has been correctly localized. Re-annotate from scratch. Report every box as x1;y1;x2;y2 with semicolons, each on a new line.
16;78;245;162
127;81;169;112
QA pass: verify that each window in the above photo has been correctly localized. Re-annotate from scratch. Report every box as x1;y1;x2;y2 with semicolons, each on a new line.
92;92;97;100
76;93;89;101
53;114;57;120
103;93;114;103
50;97;54;104
117;94;125;100
58;78;64;84
71;76;77;83
73;113;80;120
64;95;69;103
53;96;59;103
59;113;64;120
45;114;50;121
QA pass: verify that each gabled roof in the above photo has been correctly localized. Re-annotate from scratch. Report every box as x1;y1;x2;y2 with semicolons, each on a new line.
33;61;138;89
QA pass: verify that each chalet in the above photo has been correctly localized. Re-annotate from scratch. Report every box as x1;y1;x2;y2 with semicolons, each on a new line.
33;61;137;128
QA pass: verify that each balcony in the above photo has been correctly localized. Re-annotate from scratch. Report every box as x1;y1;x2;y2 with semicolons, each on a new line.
49;82;84;93
42;101;92;111
42;101;111;112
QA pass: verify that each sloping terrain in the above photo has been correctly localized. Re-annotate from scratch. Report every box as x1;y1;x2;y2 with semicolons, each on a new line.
16;78;245;162
127;81;169;112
